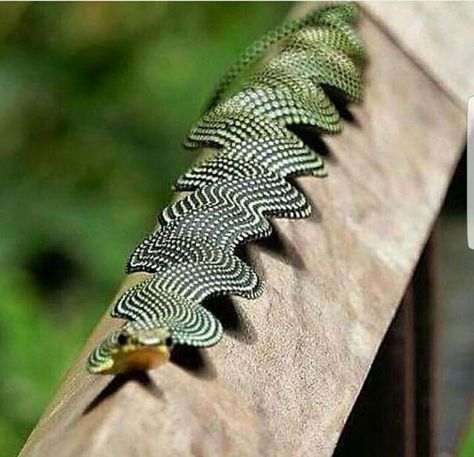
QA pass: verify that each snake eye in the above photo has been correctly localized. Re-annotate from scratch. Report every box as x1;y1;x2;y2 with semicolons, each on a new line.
117;334;128;346
165;336;173;347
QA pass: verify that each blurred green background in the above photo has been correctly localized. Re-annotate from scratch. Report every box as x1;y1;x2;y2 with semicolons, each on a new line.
0;3;471;457
0;3;289;455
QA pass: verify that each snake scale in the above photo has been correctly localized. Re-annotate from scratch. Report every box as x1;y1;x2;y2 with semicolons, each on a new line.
87;2;366;374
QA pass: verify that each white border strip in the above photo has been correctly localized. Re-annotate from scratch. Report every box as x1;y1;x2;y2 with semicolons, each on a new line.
468;96;474;249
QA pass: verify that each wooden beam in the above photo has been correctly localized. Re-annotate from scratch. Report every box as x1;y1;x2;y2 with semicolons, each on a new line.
19;7;465;457
363;1;474;104
332;233;438;457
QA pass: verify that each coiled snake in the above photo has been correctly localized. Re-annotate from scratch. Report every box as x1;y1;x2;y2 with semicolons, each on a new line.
87;3;367;374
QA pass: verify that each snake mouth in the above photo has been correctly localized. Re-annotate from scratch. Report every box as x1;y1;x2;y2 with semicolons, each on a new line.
87;327;174;375
108;344;171;374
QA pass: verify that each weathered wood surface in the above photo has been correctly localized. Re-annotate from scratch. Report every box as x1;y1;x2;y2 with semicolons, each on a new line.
363;1;474;103
333;235;438;457
19;8;465;457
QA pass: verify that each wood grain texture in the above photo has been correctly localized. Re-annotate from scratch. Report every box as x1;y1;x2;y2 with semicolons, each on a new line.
19;9;465;457
363;1;474;103
332;235;438;457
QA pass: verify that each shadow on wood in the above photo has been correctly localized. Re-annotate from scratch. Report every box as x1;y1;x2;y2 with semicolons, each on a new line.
333;235;438;457
84;371;163;416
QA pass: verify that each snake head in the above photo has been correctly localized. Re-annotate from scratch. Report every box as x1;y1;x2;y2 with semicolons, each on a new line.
87;326;174;375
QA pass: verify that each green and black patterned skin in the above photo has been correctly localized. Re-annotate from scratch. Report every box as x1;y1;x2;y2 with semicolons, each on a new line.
87;3;366;374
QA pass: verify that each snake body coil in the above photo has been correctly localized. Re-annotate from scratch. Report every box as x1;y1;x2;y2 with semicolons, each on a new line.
87;3;366;374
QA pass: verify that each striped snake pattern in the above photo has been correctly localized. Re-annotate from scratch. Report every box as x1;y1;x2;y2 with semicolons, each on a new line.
87;3;366;374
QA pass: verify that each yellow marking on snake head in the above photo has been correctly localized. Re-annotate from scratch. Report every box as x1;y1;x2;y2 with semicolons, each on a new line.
88;327;173;375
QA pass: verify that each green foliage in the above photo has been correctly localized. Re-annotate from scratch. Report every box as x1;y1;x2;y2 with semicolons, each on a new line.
459;418;474;457
0;3;289;456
